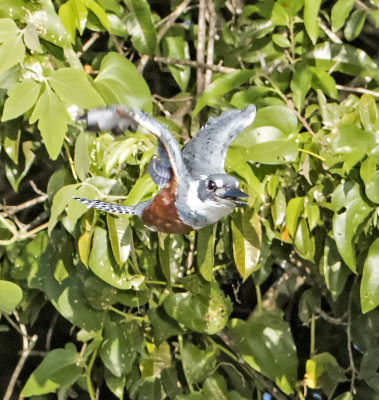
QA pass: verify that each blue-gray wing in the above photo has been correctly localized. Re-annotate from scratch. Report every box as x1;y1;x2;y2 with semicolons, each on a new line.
148;141;172;188
181;105;256;178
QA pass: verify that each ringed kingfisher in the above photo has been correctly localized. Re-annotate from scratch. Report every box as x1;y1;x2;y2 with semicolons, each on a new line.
74;104;256;234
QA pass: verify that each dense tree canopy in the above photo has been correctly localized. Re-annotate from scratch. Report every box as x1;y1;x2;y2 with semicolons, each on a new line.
0;0;379;399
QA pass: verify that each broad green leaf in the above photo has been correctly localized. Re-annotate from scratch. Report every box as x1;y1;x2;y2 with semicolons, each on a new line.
124;174;157;206
5;141;36;192
331;182;372;273
331;0;354;32
89;227;144;289
164;282;232;335
47;68;104;109
270;2;290;26
193;70;255;116
310;67;338;99
308;42;379;80
272;187;286;226
21;343;82;396
29;85;71;160
305;352;346;397
249;105;298;135
298;288;320;324
365;171;379;204
304;0;321;45
84;0;110;30
294;218;315;262
228;310;297;395
82;274;118;310
100;318;137;376
286;197;304;238
107;214;132;266
359;94;378;131
359;348;379;392
232;208;261;280
360;156;377;186
162;27;190;92
158;234;184;284
361;238;379;313
2;79;41;121
197;225;215;282
23;23;43;52
182;343;218;384
104;369;125;400
291;62;312;111
272;33;291;48
0;35;25;76
332;124;375;154
344;9;366;42
48;183;81;234
0;280;23;314
74;131;90;181
124;0;156;56
0;18;19;41
94;52;152;112
320;237;351;300
148;306;185;346
2;119;20;164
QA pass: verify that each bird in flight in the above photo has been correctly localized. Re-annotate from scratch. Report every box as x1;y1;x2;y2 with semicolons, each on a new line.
74;105;256;234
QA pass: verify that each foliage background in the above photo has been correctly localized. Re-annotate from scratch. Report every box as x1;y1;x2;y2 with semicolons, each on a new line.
0;0;379;399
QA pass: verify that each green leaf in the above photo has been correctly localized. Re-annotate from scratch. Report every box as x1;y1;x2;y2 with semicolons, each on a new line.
100;318;137;376
104;368;125;400
158;233;184;284
0;280;23;314
310;67;338;99
331;182;372;273
344;9;366;42
359;93;378;131
47;68;104;109
0;18;19;41
305;352;346;397
197;225;215;282
84;0;110;30
94;52;152;112
365;170;379;204
30;85;71;160
162;27;190;92
2;119;20;164
249;105;298;135
74;131;90;181
320;237;350;300
270;2;290;26
272;33;291;48
307;42;379;80
89;226;144;289
286;197;304;238
182;343;218;384
0;35;25;76
331;0;354;32
107;214;133;266
232;208;261;280
228;310;297;395
294;218;315;262
359;348;379;392
193;70;255;116
361;238;379;313
124;0;156;56
2;79;41;121
21;343;82;396
304;0;321;45
291;62;312;111
332;124;376;154
164;281;231;335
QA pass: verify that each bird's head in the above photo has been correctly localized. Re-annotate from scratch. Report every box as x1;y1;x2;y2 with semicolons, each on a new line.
198;174;248;207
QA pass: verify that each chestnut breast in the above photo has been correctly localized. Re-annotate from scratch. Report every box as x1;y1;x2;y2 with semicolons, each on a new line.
142;174;193;234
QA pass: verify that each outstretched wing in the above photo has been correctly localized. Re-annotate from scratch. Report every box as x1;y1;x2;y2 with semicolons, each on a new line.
181;105;256;178
148;141;172;188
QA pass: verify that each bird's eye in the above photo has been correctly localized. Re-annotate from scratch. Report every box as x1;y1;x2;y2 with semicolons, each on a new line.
207;180;216;190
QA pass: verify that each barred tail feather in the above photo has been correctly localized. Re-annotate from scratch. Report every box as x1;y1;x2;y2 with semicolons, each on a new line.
73;197;137;215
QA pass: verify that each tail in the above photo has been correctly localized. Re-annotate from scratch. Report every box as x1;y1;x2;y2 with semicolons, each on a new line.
73;197;137;215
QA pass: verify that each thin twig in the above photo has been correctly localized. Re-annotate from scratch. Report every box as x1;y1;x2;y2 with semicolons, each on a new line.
318;19;343;43
205;1;217;87
4;313;38;400
347;288;357;395
82;32;100;52
0;194;47;216
154;56;235;73
315;308;347;325
196;0;207;95
336;84;379;97
157;0;193;42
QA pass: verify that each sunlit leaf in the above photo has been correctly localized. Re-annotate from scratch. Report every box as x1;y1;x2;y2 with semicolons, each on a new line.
304;0;321;45
0;280;23;314
361;238;379;313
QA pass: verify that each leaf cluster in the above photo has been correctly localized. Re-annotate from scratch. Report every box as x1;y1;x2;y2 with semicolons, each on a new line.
0;0;379;399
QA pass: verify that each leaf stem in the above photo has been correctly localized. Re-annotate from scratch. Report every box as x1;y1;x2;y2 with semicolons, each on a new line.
310;314;316;358
255;283;262;314
298;148;326;162
86;343;98;400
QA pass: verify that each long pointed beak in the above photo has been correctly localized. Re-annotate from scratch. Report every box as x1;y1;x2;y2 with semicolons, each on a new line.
222;187;249;198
